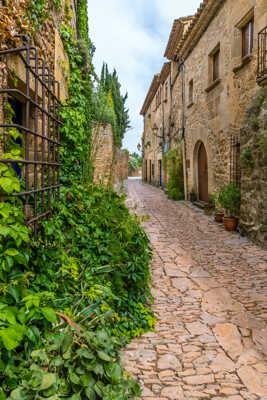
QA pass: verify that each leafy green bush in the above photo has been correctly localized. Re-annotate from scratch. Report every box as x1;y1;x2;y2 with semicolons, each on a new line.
0;1;154;397
8;326;141;399
164;147;184;200
218;184;241;217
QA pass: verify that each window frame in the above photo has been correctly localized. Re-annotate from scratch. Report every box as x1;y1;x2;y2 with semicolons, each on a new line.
212;49;220;82
242;18;254;58
189;79;194;104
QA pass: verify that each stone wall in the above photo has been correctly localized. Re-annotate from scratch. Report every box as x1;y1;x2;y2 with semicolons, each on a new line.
129;167;142;177
239;88;267;249
113;149;129;183
92;123;129;185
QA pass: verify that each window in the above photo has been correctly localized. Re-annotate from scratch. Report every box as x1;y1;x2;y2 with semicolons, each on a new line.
189;79;193;104
242;19;254;57
165;82;168;100
213;49;220;81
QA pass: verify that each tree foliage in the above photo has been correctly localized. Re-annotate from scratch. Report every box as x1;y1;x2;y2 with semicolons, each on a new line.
97;63;131;147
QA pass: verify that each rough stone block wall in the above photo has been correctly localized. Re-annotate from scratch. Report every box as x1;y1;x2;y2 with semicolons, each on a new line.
92;123;129;185
239;88;267;249
113;149;129;183
93;124;114;185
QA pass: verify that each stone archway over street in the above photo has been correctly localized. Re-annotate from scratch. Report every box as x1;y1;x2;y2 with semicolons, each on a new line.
123;179;267;400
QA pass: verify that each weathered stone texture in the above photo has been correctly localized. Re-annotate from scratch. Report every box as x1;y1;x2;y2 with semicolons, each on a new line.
92;123;129;185
122;180;267;400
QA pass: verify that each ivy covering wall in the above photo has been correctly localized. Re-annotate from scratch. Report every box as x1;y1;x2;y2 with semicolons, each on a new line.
0;1;154;398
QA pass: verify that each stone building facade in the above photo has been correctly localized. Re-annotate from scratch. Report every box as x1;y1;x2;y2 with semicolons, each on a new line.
141;0;267;247
141;63;171;187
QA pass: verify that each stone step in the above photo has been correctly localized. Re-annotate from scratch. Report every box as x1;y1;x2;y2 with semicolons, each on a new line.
193;200;207;209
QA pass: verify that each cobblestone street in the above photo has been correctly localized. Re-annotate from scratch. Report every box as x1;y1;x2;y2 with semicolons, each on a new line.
122;179;267;400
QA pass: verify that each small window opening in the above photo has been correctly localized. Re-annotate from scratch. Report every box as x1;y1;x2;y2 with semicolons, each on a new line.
242;19;254;57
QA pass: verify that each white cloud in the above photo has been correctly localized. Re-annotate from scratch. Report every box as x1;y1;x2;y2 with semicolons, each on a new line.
88;0;200;152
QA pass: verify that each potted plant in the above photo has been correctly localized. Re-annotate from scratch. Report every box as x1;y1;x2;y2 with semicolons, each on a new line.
218;184;241;231
211;192;224;222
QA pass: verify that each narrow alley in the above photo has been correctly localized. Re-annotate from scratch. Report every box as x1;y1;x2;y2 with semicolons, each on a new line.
123;179;267;400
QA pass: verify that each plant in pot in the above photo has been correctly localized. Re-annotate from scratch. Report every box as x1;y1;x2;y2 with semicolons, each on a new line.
210;192;224;222
218;184;241;231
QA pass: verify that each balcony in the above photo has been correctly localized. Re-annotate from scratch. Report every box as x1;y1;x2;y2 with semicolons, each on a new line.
257;26;267;85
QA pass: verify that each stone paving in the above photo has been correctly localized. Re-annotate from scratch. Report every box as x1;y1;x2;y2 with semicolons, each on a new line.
122;179;267;400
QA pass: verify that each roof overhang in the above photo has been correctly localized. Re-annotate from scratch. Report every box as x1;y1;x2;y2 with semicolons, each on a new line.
140;74;160;116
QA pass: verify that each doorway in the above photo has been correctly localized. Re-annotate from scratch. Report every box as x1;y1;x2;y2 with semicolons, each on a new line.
198;142;208;202
158;160;162;187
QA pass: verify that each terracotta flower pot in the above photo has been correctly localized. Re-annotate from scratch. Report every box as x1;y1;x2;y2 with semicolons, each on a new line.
214;212;224;223
223;217;237;231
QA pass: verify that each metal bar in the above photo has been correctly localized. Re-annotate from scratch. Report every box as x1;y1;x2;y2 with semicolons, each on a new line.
0;89;62;124
57;84;61;200
0;46;28;55
47;67;51;212
27;210;52;225
12;184;62;196
0;159;61;166
41;60;46;214
0;124;60;145
25;36;30;205
52;80;56;201
33;46;39;239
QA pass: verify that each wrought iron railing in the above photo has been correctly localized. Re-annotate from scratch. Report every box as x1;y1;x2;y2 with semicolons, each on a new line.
0;35;62;238
258;26;267;80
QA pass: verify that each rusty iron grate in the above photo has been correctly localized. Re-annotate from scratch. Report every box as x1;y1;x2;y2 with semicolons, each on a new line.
258;26;267;80
230;135;241;188
0;35;62;238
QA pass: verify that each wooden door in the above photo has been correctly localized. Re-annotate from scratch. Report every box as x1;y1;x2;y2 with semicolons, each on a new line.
198;143;208;202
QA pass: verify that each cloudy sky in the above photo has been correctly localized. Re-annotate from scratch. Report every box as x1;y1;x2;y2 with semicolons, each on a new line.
88;0;201;153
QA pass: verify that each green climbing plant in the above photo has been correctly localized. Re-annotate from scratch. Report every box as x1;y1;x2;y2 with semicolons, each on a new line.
164;147;184;200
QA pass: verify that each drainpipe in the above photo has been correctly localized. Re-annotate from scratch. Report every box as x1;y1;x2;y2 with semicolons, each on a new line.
180;60;189;200
161;84;165;188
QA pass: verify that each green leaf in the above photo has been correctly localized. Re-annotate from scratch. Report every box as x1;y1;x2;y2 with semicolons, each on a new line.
80;373;95;387
0;325;25;350
70;371;80;385
10;388;25;400
40;373;57;390
0;226;11;237
8;286;20;303
97;350;112;362
0;387;6;400
85;387;96;400
5;248;19;256
41;307;57;323
61;331;73;353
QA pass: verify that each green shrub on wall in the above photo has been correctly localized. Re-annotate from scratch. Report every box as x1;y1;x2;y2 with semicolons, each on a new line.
164;147;184;200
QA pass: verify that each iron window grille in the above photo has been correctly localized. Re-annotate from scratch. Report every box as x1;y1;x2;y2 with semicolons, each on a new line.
230;135;241;188
0;35;62;239
258;25;267;80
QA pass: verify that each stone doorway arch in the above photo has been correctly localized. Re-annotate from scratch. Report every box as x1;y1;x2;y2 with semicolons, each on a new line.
194;141;209;202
